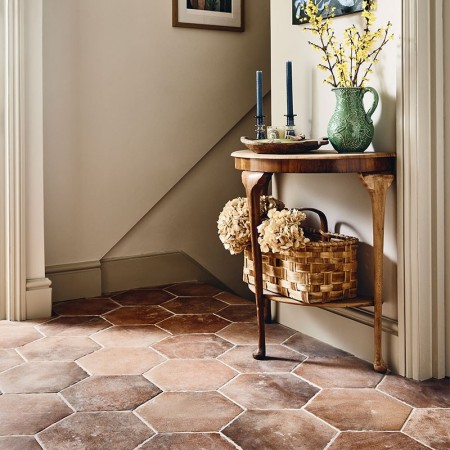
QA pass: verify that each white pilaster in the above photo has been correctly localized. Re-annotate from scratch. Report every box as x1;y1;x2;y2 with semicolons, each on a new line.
400;0;446;379
1;0;51;321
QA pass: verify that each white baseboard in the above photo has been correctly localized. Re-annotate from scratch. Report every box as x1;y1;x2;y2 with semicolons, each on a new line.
101;251;227;294
26;278;52;319
274;302;400;375
46;261;102;302
45;252;227;302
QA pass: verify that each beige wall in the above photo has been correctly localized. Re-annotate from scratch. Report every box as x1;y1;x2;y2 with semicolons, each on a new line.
43;0;271;276
270;0;401;367
106;97;271;298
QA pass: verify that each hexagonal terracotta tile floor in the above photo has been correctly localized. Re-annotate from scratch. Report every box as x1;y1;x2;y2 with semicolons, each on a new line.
0;436;43;450
220;373;319;410
158;314;229;334
403;409;450;450
218;344;306;373
37;316;110;337
328;431;430;449
145;359;237;391
18;336;99;361
216;304;257;322
61;375;161;411
141;433;236;449
162;296;227;314
0;322;43;349
378;374;450;408
152;334;233;359
0;349;24;372
77;347;165;375
136;391;242;432
52;297;119;316
103;305;173;325
294;355;384;388
91;325;170;347
37;412;153;450
0;393;72;435
112;288;175;306
165;281;222;297
215;291;254;305
0;361;88;393
223;410;336;450
1;282;449;449
306;388;412;431
217;322;295;345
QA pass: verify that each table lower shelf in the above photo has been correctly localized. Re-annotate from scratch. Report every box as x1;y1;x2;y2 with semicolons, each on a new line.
247;285;374;308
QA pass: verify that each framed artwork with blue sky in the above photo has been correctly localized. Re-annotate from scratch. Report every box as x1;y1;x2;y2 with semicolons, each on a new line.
292;0;363;25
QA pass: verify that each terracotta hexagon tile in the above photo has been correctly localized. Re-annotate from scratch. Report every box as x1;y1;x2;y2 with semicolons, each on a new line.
92;325;170;347
0;393;72;435
216;305;257;323
158;314;230;334
378;375;450;408
222;410;336;450
152;334;233;359
37;412;153;450
18;336;99;361
162;297;227;314
0;361;88;393
103;306;173;325
0;323;43;349
141;433;236;450
328;431;429;449
0;436;43;450
403;409;450;450
283;332;351;358
306;388;412;431
77;347;165;375
217;323;295;345
166;282;222;297
294;356;383;388
215;291;253;305
37;316;110;337
0;349;24;373
137;392;242;432
52;298;119;316
220;373;319;410
112;289;175;306
61;375;161;411
145;359;237;391
218;345;306;373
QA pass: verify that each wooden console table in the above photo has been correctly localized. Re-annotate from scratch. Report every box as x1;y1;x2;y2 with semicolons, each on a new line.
232;150;396;373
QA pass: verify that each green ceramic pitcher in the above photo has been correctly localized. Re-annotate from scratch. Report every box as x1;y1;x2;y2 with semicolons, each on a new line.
327;87;379;153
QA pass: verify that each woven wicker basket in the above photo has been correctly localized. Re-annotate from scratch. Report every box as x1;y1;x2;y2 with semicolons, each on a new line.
243;209;358;304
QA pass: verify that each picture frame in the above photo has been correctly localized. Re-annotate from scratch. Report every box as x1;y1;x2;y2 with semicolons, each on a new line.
292;0;363;25
173;0;245;32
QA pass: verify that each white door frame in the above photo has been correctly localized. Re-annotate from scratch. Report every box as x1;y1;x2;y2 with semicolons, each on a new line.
399;0;446;379
1;0;51;321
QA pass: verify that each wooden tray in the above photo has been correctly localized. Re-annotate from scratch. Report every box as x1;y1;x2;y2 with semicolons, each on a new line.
241;137;329;154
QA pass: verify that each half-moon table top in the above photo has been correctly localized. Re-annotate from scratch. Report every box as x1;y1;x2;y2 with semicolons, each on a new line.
231;150;396;174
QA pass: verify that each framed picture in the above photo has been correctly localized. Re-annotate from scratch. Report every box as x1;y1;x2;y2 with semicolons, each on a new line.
292;0;363;25
173;0;245;32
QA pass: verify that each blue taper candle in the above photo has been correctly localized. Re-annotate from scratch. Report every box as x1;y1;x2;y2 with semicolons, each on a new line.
286;61;293;117
256;70;263;117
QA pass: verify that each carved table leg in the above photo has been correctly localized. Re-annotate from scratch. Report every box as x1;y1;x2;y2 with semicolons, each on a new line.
359;173;394;373
259;180;273;325
242;171;273;360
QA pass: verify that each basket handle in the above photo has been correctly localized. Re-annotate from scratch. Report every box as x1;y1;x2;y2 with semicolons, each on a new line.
299;208;330;241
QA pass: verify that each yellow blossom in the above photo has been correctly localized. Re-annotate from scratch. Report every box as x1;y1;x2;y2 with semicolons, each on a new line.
302;0;393;87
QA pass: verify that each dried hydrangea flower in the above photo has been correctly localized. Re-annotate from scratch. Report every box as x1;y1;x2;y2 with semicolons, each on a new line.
217;196;284;255
258;209;310;255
